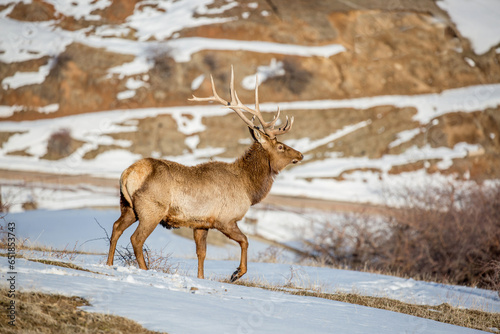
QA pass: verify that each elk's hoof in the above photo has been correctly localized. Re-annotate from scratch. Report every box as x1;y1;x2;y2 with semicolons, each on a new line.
230;269;242;282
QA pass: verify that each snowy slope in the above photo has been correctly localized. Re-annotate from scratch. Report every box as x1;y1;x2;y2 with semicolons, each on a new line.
5;208;500;315
2;256;495;334
1;0;500;209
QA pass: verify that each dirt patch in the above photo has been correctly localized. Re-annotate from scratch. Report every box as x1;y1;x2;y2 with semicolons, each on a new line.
108;115;188;158
197;112;249;158
91;0;140;24
0;288;165;334
7;0;57;21
2;43;135;120
5;149;32;157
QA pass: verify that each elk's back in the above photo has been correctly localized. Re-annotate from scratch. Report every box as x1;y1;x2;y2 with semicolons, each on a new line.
120;158;252;229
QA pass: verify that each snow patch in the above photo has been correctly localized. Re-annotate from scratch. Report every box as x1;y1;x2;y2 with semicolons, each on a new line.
127;0;237;41
0;18;77;63
44;0;112;20
241;58;285;90
2;58;55;89
191;74;205;91
437;0;500;55
388;128;421;149
107;57;153;78
117;90;136;100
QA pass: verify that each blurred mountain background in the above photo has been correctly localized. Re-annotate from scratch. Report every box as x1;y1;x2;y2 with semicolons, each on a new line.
0;0;499;211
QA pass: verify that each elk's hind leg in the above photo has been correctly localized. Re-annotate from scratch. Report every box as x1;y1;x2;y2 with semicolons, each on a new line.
219;221;248;282
194;228;208;279
106;205;137;266
130;201;164;270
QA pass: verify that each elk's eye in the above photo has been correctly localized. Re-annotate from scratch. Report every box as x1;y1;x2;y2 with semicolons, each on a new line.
277;145;284;151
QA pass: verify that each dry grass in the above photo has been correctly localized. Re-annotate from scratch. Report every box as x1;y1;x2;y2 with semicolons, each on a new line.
291;290;500;333
223;277;500;333
0;288;165;334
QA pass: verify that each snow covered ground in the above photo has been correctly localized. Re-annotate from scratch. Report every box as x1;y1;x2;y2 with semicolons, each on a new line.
4;209;500;314
6;208;281;261
2;247;499;333
1;0;500;208
1;205;498;333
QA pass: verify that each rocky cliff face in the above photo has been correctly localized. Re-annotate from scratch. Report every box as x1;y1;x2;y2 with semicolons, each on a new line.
1;0;499;118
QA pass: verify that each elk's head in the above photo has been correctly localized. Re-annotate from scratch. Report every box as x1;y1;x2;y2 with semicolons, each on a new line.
189;66;303;174
249;128;303;174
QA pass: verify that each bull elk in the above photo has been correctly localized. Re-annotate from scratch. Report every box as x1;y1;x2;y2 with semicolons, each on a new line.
106;67;303;282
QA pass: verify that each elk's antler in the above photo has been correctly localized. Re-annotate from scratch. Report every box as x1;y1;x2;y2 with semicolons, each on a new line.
189;66;294;139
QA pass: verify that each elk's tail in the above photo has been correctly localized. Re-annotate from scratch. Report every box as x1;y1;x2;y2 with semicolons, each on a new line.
119;172;134;209
120;187;132;208
119;159;153;210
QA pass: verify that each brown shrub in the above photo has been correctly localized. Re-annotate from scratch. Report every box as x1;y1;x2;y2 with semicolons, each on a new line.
269;58;312;95
281;58;312;94
45;128;73;160
306;182;500;290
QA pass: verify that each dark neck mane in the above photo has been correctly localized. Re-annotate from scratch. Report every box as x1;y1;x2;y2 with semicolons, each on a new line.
235;142;275;205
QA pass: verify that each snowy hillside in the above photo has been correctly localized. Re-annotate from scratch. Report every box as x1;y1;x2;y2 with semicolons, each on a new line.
9;255;498;334
1;0;500;211
1;207;498;333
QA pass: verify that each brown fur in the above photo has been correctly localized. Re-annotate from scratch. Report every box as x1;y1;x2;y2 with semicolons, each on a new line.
106;128;303;281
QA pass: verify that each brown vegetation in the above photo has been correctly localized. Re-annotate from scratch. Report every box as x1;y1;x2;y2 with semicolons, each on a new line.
0;288;164;334
306;182;500;290
43;128;83;160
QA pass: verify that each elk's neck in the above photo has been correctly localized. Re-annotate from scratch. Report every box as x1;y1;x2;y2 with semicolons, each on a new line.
236;142;276;205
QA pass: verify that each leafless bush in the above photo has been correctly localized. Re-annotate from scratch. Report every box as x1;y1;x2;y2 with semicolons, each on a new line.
0;184;38;213
0;187;6;213
256;246;284;263
46;128;73;159
306;182;500;290
113;242;177;274
305;212;389;269
272;58;312;95
384;183;500;288
203;53;218;72
148;46;176;81
98;219;176;274
49;54;71;80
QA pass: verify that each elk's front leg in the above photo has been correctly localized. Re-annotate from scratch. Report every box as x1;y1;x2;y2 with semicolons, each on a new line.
219;221;248;282
193;228;208;279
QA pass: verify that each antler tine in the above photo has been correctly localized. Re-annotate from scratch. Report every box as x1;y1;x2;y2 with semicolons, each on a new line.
189;75;228;105
188;67;295;138
266;115;294;137
232;72;282;137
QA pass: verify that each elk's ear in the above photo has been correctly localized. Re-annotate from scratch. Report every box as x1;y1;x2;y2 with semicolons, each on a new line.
249;127;267;144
